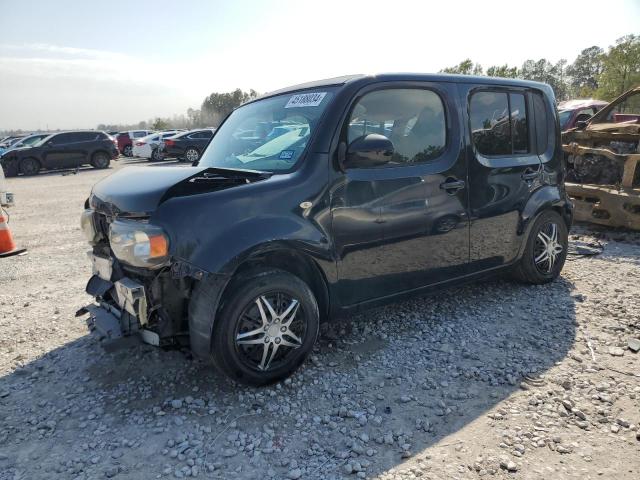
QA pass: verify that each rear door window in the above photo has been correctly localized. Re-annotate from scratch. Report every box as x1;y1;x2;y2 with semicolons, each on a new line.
470;91;529;156
50;133;75;145
189;130;213;139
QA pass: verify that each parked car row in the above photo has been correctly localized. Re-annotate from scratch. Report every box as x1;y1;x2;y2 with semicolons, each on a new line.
131;130;184;161
0;130;119;177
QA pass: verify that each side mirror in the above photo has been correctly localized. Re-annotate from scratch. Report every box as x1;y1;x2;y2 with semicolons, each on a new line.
343;134;394;170
575;119;590;130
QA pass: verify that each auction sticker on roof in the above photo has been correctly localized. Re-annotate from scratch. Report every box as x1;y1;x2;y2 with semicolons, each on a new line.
285;92;327;108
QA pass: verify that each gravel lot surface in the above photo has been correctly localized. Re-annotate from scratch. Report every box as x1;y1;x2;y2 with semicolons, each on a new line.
1;160;639;479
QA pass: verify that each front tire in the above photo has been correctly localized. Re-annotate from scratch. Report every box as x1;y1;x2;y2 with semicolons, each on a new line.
197;269;319;386
512;210;568;284
19;157;40;176
150;148;163;162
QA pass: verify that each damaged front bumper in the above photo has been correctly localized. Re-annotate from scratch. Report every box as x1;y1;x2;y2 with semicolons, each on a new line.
77;253;160;347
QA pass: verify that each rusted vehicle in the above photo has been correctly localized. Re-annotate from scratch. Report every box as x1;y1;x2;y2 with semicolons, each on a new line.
562;86;640;230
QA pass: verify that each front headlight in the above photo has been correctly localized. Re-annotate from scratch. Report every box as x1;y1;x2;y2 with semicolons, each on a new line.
80;209;101;245
109;219;169;269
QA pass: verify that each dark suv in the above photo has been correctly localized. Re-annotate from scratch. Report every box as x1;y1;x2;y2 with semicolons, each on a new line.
1;131;118;176
161;129;215;162
79;74;572;385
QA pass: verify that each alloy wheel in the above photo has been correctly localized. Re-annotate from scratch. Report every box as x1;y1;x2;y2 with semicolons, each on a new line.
94;153;109;168
234;293;305;372
185;148;199;162
533;221;564;274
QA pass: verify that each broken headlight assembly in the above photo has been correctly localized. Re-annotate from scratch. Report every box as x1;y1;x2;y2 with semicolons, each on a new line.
108;219;169;269
80;209;101;245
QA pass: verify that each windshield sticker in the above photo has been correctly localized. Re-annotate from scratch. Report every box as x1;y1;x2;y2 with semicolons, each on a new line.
279;150;294;160
285;92;327;108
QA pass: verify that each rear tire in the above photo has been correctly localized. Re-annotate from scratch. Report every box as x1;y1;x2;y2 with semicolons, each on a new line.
184;147;200;163
123;145;133;157
19;157;40;176
151;148;163;162
194;269;319;386
512;210;568;284
91;152;110;169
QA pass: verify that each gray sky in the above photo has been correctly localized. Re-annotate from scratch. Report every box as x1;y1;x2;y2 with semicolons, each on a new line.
0;0;638;130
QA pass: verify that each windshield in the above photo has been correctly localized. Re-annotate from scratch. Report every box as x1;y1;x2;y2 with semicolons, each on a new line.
592;90;640;125
33;134;54;147
198;89;335;172
20;135;47;147
558;110;573;129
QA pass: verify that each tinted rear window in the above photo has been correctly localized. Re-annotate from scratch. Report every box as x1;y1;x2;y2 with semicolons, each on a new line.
470;91;530;156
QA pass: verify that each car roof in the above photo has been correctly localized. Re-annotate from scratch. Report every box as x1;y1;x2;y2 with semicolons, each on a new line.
257;73;551;101
558;99;608;111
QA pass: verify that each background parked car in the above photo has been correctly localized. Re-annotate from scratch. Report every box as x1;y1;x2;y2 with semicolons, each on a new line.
0;136;26;155
0;130;118;177
116;130;154;157
161;128;215;162
132;130;183;161
1;133;49;155
557;99;608;131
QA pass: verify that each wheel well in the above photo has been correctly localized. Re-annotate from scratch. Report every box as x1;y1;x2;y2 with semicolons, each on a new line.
220;250;330;322
21;157;41;168
551;204;572;228
92;150;109;160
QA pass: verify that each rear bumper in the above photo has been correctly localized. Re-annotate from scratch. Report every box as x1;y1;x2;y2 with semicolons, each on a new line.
566;182;640;231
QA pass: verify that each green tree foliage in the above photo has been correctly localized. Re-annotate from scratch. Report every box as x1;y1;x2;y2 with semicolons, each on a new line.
596;35;640;100
441;59;483;76
152;118;169;130
200;88;259;127
566;46;604;96
439;33;639;102
486;65;519;78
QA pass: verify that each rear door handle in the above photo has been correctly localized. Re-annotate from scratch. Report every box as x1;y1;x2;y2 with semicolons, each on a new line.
440;178;465;194
521;168;540;181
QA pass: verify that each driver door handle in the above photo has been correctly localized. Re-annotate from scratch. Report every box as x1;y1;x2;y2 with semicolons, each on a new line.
440;178;465;194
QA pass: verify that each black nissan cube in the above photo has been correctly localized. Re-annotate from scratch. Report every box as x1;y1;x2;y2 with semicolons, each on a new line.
79;73;572;385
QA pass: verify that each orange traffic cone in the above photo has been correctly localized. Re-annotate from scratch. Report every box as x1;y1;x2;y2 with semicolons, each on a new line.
0;213;26;258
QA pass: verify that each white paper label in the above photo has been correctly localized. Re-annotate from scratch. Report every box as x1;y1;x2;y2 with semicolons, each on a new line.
285;92;327;108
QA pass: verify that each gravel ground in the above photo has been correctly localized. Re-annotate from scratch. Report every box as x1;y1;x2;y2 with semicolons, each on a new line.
1;160;639;479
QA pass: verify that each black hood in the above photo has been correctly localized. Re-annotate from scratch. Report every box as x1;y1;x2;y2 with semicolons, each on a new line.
90;166;270;216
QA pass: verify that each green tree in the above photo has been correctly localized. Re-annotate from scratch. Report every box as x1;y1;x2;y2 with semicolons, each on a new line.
152;118;170;130
566;46;604;96
486;64;519;78
597;34;640;100
201;88;259;127
519;58;569;100
441;59;483;75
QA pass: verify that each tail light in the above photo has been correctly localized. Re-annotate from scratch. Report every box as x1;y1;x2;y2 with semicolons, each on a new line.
135;141;145;146
164;139;175;147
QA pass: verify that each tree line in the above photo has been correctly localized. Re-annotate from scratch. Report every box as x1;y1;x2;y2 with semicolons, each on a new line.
99;34;638;134
440;34;639;102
